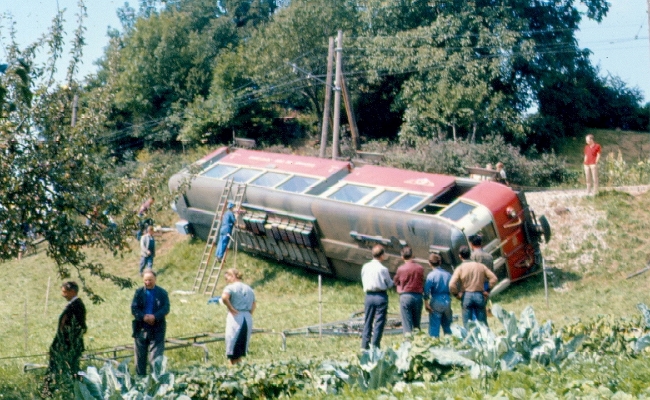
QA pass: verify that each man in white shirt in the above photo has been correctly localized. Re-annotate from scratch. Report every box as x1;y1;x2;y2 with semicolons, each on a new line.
360;244;394;349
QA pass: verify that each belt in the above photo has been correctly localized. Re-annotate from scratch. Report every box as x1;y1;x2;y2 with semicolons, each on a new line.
366;290;387;294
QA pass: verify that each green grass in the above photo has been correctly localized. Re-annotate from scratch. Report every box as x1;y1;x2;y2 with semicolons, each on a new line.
5;166;650;397
0;129;646;398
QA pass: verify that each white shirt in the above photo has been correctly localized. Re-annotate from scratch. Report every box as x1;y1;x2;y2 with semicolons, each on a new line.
361;259;394;292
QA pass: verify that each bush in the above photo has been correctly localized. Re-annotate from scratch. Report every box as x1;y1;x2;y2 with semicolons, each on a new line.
361;136;577;187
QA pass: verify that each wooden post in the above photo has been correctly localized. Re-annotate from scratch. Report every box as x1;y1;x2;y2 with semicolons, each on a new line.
44;276;51;316
340;73;359;151
331;30;343;160
71;93;79;127
318;275;322;340
319;37;335;158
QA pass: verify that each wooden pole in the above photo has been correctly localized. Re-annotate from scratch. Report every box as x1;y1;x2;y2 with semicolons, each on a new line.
44;276;51;316
71;93;79;127
331;30;343;160
318;275;322;340
340;73;359;151
319;37;335;158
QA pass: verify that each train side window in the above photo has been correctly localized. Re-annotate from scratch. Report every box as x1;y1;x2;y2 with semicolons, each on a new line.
388;194;426;211
440;201;476;221
251;172;290;188
328;184;374;203
366;190;401;207
203;164;236;178
229;168;263;183
278;176;319;193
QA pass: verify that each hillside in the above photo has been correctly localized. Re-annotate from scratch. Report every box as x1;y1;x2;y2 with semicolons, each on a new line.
557;128;650;167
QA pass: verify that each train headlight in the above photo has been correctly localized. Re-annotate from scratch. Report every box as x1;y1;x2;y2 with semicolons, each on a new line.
506;207;517;218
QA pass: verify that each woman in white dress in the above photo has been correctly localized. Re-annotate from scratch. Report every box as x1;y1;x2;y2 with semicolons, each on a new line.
221;268;256;365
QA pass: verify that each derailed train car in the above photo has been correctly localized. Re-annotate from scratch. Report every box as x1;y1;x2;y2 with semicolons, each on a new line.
169;147;551;294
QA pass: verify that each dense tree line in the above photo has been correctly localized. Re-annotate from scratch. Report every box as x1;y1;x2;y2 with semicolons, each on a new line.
80;0;647;155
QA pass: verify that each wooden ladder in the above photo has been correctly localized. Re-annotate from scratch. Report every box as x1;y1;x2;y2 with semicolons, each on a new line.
204;183;247;297
191;178;235;293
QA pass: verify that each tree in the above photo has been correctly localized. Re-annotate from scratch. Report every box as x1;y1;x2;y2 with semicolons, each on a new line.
180;0;361;145
0;4;181;302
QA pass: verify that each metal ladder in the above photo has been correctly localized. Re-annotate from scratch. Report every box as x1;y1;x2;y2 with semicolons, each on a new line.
204;183;246;296
191;178;235;293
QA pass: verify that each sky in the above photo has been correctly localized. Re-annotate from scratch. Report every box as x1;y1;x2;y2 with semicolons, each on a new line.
1;1;650;101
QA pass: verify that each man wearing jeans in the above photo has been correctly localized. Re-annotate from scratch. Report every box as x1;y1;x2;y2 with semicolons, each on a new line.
424;253;452;338
449;246;497;328
393;246;424;335
584;134;601;195
360;244;394;349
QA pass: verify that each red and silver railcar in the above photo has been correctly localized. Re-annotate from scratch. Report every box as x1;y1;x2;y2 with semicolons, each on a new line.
169;147;550;293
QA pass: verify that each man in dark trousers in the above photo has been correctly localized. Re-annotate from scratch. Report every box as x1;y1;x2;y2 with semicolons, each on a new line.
449;246;497;328
360;244;394;349
216;201;236;261
44;281;87;393
139;225;156;274
131;269;170;376
392;246;425;335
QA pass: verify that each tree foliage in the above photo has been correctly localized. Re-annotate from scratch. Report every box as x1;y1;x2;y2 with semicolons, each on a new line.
0;4;185;302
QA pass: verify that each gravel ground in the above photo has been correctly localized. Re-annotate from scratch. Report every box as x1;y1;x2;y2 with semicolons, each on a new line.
524;186;650;291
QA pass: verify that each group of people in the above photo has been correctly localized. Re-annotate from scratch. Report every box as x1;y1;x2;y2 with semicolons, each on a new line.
360;237;498;349
44;266;256;394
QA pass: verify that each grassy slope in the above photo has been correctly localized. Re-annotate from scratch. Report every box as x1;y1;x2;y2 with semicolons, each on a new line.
557;128;650;167
4;133;650;396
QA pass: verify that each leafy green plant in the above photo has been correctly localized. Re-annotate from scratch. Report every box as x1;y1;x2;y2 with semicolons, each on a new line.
74;357;189;400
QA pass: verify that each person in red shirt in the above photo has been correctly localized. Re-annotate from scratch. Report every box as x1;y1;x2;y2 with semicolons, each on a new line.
584;134;601;195
393;246;425;335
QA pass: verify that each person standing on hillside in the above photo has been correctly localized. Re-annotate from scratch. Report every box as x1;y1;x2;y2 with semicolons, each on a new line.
495;162;509;185
423;253;453;338
393;246;425;335
360;244;394;350
139;225;156;275
131;269;170;376
584;134;601;195
43;281;87;395
220;268;256;365
449;246;497;328
216;202;236;262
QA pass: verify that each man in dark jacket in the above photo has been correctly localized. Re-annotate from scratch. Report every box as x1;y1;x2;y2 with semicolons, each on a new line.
131;269;170;376
44;281;87;393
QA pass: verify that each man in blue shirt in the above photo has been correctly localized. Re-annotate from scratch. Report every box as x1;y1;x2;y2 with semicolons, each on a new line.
216;202;236;261
423;253;453;338
131;269;170;376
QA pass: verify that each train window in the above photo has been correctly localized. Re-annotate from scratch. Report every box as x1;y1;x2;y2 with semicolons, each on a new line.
277;176;319;193
203;164;236;178
328;184;374;203
251;172;290;188
366;190;401;207
389;194;426;211
229;168;263;183
440;201;476;221
477;223;498;245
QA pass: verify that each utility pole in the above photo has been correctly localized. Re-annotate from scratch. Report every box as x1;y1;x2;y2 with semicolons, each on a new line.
331;30;343;160
319;37;335;158
340;73;359;151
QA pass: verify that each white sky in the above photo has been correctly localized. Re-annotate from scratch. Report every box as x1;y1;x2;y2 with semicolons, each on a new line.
2;0;649;102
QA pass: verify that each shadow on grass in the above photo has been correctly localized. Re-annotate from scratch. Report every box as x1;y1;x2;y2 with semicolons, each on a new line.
496;267;582;303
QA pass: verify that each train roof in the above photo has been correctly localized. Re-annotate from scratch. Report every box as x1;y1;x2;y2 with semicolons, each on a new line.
342;165;456;196
214;148;351;178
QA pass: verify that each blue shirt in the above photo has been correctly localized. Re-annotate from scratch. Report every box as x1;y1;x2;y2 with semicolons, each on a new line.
424;268;452;301
220;210;236;234
145;288;155;315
